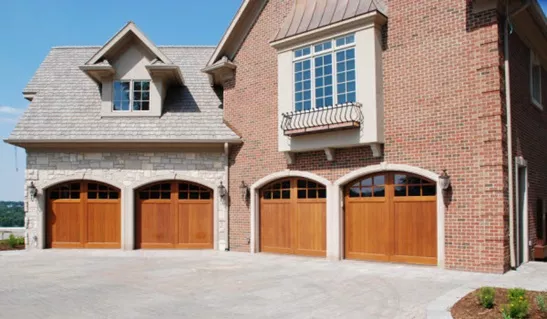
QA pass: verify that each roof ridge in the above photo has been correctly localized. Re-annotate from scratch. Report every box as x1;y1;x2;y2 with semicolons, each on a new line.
52;46;102;49
159;45;216;48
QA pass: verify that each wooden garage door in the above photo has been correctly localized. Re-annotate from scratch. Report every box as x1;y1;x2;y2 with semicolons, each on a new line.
260;178;326;257
136;181;213;249
47;181;121;248
345;172;437;265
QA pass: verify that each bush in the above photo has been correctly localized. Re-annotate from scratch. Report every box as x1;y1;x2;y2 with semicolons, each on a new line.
7;234;24;248
502;289;529;319
537;294;546;313
477;287;495;309
508;288;526;301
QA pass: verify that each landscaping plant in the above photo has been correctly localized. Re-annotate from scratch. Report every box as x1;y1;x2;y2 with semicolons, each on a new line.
537;294;546;313
476;286;495;309
7;234;24;248
502;288;530;319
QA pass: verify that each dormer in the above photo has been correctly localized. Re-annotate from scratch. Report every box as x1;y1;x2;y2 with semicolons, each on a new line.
80;22;183;117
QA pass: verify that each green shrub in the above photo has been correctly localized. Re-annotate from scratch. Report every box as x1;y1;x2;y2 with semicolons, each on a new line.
507;288;527;301
537;294;546;313
7;234;24;248
476;287;495;309
502;294;529;319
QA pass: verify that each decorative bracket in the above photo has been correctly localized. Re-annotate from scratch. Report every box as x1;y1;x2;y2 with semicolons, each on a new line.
370;143;383;158
324;148;335;161
284;152;295;165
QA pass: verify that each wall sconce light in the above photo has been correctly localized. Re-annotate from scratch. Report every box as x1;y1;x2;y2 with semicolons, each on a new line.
28;182;38;201
217;182;227;199
239;181;249;201
439;169;451;191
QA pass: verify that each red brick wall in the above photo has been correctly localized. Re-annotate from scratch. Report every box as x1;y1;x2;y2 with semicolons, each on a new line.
509;31;547;256
223;0;509;273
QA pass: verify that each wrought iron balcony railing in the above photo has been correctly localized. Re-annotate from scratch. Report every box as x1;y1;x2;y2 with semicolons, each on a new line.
280;102;363;136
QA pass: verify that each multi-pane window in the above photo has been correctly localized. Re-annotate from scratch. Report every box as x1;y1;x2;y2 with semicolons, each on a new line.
293;34;356;111
531;51;542;108
113;80;150;112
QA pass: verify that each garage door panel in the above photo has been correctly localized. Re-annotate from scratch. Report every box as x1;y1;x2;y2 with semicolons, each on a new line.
260;202;292;254
295;202;326;256
49;202;82;247
393;201;437;259
86;202;120;246
47;181;121;249
177;202;213;248
136;181;214;249
138;202;174;247
344;172;437;265
345;201;390;258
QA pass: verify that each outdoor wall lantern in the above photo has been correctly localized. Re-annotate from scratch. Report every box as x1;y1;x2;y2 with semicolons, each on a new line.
439;169;451;192
28;182;38;201
217;182;227;199
239;181;249;202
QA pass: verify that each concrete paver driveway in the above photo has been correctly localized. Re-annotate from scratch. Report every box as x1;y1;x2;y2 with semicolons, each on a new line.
1;250;546;319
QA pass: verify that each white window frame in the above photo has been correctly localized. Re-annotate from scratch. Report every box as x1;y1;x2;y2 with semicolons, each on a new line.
530;50;543;110
292;33;357;112
112;79;151;112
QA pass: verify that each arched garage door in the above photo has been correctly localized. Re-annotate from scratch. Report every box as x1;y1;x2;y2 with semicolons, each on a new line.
260;178;326;257
135;181;213;249
344;172;437;265
47;181;121;248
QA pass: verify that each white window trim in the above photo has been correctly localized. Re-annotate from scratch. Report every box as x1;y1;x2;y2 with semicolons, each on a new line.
292;34;356;112
112;79;151;112
530;50;543;111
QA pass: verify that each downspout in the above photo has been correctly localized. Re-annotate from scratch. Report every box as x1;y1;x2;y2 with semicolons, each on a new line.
505;0;531;269
224;142;230;251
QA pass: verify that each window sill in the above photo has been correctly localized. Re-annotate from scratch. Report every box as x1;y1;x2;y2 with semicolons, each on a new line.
531;99;544;111
100;111;161;118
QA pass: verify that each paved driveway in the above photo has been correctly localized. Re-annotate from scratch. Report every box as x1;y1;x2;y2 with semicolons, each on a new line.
0;250;546;319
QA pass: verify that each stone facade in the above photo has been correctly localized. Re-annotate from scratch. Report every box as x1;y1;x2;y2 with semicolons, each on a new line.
24;150;228;250
223;0;513;273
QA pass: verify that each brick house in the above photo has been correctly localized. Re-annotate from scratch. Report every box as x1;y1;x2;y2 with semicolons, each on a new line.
202;0;547;273
5;0;547;273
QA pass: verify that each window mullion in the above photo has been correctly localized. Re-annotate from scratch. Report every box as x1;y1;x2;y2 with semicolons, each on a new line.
311;56;316;110
332;45;338;105
130;80;134;112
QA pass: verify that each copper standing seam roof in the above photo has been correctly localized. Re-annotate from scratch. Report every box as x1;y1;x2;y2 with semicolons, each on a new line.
274;0;388;42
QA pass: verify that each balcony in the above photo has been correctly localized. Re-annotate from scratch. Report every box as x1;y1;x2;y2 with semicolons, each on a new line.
280;102;363;136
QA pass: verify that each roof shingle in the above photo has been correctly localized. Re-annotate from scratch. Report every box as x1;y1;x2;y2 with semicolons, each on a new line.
10;46;239;143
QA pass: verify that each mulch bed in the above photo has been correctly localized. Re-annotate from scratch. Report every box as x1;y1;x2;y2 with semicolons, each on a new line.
451;288;547;319
0;243;25;251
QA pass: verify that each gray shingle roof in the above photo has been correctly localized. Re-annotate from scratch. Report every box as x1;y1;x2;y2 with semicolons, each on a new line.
9;46;240;143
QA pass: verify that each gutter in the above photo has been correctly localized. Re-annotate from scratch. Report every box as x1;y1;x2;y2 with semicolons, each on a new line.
505;0;532;269
3;138;243;147
224;142;230;251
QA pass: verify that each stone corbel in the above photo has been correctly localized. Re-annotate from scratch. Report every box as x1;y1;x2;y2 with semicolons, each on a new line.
324;148;335;161
284;152;295;165
370;143;383;158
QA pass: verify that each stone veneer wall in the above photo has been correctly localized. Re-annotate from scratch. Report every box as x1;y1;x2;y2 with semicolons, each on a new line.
24;150;228;250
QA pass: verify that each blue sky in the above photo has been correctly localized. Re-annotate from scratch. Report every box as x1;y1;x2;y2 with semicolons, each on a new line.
0;1;546;201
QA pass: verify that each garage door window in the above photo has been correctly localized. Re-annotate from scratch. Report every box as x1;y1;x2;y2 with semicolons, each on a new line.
178;182;211;200
87;183;119;199
349;174;385;198
49;183;80;199
297;179;327;199
262;180;291;200
394;174;436;197
138;183;171;199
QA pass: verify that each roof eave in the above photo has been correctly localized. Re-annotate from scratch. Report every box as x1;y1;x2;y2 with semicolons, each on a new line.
4;138;243;148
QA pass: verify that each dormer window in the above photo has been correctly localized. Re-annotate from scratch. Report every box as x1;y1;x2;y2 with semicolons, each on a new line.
113;80;150;112
293;34;356;111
